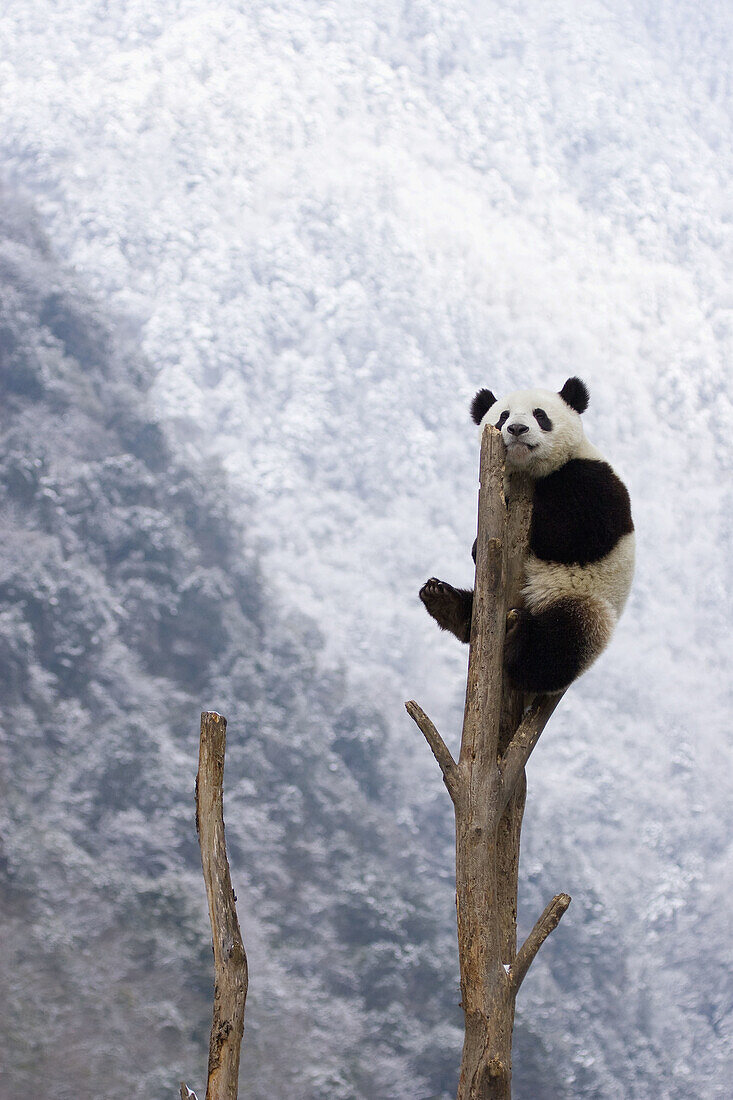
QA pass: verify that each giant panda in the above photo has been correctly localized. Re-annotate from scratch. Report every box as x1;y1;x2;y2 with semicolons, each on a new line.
419;377;634;694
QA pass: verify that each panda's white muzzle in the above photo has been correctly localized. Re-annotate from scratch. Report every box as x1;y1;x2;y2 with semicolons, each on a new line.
503;421;540;466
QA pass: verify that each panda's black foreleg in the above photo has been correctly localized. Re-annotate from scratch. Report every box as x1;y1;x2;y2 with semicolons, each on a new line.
504;600;586;694
419;578;473;643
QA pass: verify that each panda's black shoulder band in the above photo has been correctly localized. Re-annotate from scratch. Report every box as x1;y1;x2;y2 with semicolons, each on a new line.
530;459;633;565
471;389;497;425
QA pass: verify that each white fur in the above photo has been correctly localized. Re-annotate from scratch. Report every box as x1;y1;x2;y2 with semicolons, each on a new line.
522;533;635;620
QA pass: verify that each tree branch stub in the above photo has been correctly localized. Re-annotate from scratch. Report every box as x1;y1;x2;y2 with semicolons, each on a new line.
197;711;248;1100
497;693;564;813
510;894;572;997
405;699;459;800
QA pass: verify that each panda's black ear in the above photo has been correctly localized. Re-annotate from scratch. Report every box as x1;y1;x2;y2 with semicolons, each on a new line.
559;377;589;414
471;389;497;425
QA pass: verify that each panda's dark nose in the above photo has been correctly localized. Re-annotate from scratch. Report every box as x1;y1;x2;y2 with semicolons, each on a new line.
507;422;529;436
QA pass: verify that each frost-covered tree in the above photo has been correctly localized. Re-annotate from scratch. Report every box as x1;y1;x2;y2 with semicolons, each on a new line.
0;190;462;1099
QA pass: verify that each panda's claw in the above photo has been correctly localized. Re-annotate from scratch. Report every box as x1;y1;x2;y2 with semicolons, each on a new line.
420;577;447;599
506;607;521;633
419;578;473;644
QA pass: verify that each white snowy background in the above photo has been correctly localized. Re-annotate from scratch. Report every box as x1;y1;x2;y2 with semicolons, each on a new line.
2;1;732;1097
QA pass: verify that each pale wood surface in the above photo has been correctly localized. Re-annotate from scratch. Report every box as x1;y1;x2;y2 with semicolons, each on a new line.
196;711;248;1100
407;427;570;1100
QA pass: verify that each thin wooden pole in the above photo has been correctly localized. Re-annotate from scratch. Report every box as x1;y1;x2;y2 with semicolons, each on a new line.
191;711;248;1100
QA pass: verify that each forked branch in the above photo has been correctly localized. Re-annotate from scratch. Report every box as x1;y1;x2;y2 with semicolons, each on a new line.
509;893;572;997
498;693;564;813
405;699;460;800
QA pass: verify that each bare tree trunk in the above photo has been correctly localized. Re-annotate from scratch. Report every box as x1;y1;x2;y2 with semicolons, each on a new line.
454;427;515;1099
182;711;248;1100
407;426;570;1100
493;466;534;1071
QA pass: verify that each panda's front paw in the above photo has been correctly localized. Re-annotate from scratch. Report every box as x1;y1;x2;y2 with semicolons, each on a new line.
419;578;473;644
419;578;456;618
419;577;448;603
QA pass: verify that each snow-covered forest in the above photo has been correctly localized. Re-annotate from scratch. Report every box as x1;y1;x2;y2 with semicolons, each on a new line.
1;2;732;1098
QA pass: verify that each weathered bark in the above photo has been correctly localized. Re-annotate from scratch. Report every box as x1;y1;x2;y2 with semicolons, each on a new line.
510;893;571;997
404;699;459;798
185;711;248;1100
407;426;570;1099
493;469;534;1068
498;695;564;817
454;427;512;1099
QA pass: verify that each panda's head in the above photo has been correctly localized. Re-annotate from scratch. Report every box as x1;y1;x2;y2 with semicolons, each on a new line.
470;377;590;478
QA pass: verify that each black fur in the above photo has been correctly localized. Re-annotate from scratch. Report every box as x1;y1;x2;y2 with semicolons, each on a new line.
533;408;553;431
504;601;586;693
530;459;633;565
558;377;589;414
419;578;473;643
419;581;586;692
471;389;497;425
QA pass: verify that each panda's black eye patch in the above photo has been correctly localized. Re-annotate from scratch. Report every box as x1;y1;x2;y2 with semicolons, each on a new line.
496;411;509;429
533;408;553;431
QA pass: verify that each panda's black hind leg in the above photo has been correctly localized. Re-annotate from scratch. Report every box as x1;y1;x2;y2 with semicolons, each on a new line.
504;601;585;694
419;578;473;643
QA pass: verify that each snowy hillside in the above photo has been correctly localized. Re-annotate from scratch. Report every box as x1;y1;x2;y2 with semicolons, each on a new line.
0;190;463;1099
2;2;733;1097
